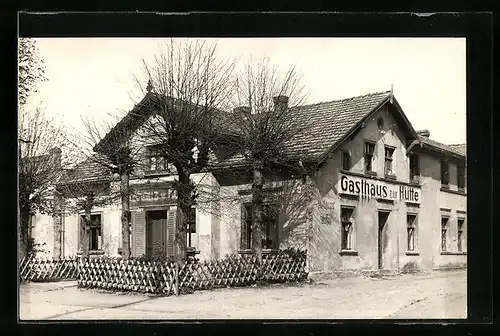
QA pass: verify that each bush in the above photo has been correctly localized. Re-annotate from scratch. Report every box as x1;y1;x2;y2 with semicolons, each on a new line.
401;261;420;273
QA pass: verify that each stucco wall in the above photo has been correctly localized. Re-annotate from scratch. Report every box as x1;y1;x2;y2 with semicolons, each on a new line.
31;213;54;258
308;105;466;273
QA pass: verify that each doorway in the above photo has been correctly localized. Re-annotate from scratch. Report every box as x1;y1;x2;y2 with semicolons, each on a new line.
378;211;390;269
146;210;168;259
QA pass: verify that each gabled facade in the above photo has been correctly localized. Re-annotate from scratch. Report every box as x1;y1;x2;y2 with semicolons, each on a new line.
32;90;467;273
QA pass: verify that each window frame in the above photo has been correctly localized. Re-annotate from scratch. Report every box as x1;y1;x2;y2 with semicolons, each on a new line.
441;216;449;252
406;213;418;252
441;160;450;188
79;213;103;252
384;145;395;177
146;145;169;173
457;218;465;252
342;150;351;171
409;154;420;183
340;206;355;251
186;207;196;248
364;140;376;174
241;203;279;251
457;164;466;191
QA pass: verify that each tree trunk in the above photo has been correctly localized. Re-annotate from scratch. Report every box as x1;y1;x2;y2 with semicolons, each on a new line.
120;172;131;259
252;161;264;268
81;208;91;258
175;170;191;262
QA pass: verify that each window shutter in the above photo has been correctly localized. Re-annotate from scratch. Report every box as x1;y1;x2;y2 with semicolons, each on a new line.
131;211;146;257
166;209;176;258
241;205;248;249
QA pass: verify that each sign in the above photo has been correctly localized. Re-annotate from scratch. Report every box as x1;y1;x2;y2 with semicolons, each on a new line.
130;187;177;206
338;174;421;204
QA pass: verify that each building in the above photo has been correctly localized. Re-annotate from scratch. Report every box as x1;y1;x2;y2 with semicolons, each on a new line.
31;90;467;273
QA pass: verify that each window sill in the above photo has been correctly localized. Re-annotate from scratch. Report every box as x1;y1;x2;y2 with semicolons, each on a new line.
385;174;397;180
405;251;420;256
441;251;467;256
409;179;421;186
440;187;467;196
339;250;358;256
365;171;377;176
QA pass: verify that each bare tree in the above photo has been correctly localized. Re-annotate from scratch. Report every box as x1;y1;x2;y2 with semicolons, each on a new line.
68;114;145;260
226;58;309;265
18;38;46;106
132;39;236;261
18;107;68;259
56;164;115;258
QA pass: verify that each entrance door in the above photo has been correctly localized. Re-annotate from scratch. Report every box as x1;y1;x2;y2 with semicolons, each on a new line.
378;211;390;269
146;210;168;259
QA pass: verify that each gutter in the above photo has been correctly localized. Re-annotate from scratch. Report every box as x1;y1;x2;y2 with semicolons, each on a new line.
406;139;422;156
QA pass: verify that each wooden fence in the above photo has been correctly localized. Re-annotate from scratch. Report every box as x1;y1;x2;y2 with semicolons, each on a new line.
77;251;308;295
19;256;78;282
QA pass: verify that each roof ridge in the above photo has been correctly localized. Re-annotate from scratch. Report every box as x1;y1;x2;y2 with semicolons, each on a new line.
294;90;391;109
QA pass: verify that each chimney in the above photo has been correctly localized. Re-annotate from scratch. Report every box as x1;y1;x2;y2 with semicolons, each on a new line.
50;147;62;169
273;95;289;112
416;129;430;138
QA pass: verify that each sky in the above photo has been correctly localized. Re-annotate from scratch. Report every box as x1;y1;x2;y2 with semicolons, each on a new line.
26;38;466;145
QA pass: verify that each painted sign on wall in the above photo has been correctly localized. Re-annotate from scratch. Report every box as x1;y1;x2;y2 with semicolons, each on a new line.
338;174;421;203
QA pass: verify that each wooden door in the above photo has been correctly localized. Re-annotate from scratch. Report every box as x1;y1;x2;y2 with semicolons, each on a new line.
378;211;390;269
146;210;168;259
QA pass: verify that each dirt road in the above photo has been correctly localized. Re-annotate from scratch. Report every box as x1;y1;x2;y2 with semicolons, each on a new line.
19;269;466;320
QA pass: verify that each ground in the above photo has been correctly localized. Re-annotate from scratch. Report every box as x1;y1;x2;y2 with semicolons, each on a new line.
19;269;466;320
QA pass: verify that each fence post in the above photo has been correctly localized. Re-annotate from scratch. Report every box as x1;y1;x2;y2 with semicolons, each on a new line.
175;261;180;296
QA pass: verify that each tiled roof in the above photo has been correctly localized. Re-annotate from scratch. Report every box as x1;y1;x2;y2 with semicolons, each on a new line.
217;91;393;167
448;143;466;156
59;155;111;184
286;91;392;161
419;137;466;158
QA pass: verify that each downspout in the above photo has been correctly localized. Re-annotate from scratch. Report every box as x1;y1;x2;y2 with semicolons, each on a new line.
396;208;400;271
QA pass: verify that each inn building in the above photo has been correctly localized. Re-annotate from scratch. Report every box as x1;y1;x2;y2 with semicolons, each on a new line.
30;90;467;274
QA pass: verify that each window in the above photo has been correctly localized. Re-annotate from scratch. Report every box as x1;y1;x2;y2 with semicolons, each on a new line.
342;151;351;170
341;207;354;250
146;146;168;172
384;146;395;176
457;218;465;252
441;160;449;187
406;214;417;251
377;117;384;130
441;217;449;251
457;164;466;191
242;204;278;250
187;208;196;248
28;213;35;240
364;141;375;173
80;214;102;251
409;154;420;182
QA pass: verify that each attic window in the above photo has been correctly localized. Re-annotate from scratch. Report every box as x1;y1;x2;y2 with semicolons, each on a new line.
377;117;384;130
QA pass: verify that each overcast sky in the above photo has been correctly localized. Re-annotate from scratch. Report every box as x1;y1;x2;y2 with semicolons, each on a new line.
26;38;466;145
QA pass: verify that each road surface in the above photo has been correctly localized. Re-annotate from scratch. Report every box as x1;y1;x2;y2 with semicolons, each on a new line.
19;269;466;320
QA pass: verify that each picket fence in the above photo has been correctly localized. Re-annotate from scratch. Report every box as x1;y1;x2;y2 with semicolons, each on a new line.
19;255;78;282
78;251;308;295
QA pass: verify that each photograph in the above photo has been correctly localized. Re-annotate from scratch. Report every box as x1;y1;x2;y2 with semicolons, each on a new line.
18;36;467;320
